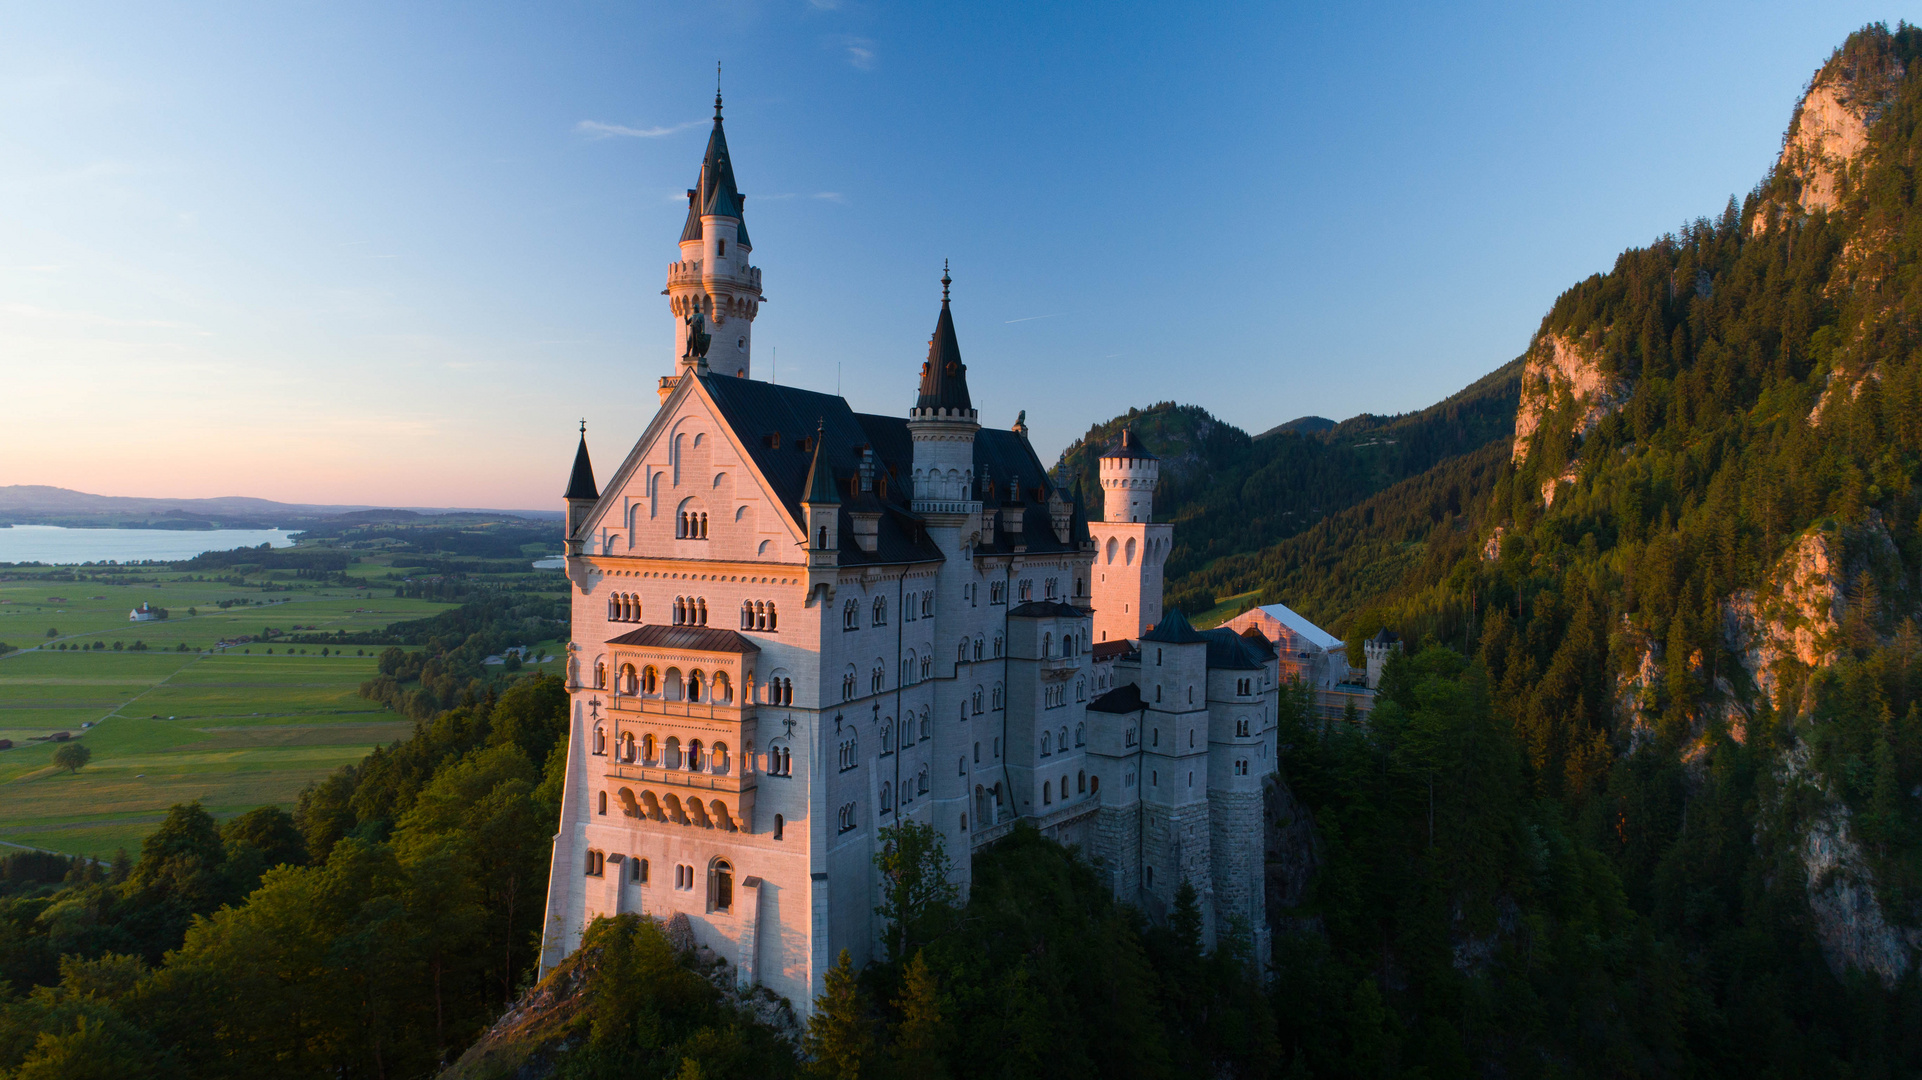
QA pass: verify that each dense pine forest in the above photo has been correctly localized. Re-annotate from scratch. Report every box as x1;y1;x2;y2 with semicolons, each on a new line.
11;21;1922;1080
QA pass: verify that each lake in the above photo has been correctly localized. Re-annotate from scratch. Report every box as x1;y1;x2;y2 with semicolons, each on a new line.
0;525;297;565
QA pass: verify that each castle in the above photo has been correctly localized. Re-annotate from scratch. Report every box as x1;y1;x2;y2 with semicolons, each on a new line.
536;93;1282;1009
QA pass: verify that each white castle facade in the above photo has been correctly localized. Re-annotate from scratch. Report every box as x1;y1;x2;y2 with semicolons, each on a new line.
537;96;1283;1010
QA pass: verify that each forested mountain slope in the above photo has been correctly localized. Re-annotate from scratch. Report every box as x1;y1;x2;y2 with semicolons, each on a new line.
1051;357;1522;593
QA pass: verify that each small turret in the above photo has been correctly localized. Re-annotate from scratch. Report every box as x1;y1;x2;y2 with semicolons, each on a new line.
562;421;599;550
907;264;982;518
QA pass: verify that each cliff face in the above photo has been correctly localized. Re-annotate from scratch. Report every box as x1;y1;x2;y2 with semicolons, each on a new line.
1761;39;1907;228
1510;333;1627;467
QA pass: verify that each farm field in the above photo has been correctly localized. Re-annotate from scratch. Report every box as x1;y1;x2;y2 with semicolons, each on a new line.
0;530;567;858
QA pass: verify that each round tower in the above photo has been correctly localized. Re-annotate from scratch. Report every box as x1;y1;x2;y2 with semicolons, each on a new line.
1100;429;1159;523
667;89;763;380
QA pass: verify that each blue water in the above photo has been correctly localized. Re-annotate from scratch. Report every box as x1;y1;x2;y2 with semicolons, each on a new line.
0;525;297;565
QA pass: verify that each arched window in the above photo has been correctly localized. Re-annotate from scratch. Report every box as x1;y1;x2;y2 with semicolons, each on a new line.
595;662;606;689
818;525;828;549
1077;770;1086;793
713;671;731;702
686;739;704;771
622;732;635;762
643;666;659;694
597;790;607;816
774;814;785;840
767;602;777;630
710;859;733;912
882;719;895;754
664;668;684;700
1059;727;1068;752
1075;722;1085;747
881;781;894;814
584;849;604;876
974;636;984;661
741;600;754;629
843;599;859;631
1090;775;1100;795
918;765;929;794
1040;731;1051;756
1043;781;1052;805
958;639;969;663
993;635;1002;658
621;664;636;695
643;734;657;764
696;597;707;626
1043;632;1052;656
992;682;1003;709
920;709;931;740
921;653;932;679
664;737;682;769
971;686;983;714
871;663;884;693
873;597;887;626
592;726;606;755
712;742;730;774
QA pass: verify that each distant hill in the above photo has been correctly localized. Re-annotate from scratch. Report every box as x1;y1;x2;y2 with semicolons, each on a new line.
1256;415;1336;438
1051;357;1522;608
0;486;559;525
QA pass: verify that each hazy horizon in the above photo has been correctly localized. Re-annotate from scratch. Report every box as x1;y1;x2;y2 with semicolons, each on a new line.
4;1;1901;507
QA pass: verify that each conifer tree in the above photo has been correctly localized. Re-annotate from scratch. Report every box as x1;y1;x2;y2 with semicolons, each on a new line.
887;951;948;1080
804;949;875;1080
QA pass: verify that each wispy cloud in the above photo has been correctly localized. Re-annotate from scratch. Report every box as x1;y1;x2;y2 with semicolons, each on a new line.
1005;312;1065;324
574;118;703;140
831;36;876;70
755;192;846;203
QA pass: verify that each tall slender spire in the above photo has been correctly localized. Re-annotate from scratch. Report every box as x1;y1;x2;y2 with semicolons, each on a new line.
680;85;748;248
802;422;839;506
915;263;972;413
564;422;599;501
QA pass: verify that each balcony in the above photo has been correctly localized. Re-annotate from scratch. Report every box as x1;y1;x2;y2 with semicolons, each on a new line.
606;693;753;723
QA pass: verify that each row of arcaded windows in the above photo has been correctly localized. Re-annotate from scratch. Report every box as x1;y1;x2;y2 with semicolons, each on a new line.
603;785;745;831
1039;723;1085;756
608;592;641;622
594;728;740;774
609;664;732;702
673;596;708;626
739;600;778;631
676;509;708;539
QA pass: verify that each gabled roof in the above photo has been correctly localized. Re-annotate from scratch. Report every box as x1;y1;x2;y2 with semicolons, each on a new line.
1139;607;1205;644
915;270;972;413
605;624;760;653
679;96;750;249
563;434;599;501
1087;682;1146;714
1255;603;1343;652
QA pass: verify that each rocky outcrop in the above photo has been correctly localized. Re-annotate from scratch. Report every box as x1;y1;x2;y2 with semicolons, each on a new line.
1778;742;1922;989
1723;514;1897;707
1511;333;1627;466
1264;773;1321;938
1758;33;1906;230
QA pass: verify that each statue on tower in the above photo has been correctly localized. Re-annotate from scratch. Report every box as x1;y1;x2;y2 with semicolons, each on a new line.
683;308;712;363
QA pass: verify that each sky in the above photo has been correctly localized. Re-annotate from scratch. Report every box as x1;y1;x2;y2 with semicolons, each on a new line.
2;1;1913;510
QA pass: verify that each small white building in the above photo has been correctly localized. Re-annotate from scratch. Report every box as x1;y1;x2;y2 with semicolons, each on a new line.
129;603;162;623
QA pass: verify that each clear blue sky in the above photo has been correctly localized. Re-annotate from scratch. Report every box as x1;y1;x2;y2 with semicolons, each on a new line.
3;1;1908;507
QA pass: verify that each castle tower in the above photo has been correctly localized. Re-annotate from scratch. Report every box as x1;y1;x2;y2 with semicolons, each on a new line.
1102;429;1158;523
907;265;981;517
666;89;763;383
1089;429;1174;643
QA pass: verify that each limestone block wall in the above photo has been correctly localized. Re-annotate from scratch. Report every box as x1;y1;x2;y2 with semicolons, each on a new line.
1208;789;1269;965
1140;800;1214;938
1094;802;1143;900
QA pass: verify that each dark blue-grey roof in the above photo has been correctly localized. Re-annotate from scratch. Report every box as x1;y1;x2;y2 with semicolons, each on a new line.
564;434;599;501
679;98;750;249
1008;600;1084;618
697;373;1082;565
1102;428;1157;461
1139;607;1205;644
915;286;972;413
1200;627;1267;670
1087;682;1146;714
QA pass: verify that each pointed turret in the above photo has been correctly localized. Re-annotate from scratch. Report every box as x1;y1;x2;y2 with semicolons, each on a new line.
666;85;762;380
800;423;839;599
915;264;973;414
562;422;599;548
680;91;749;248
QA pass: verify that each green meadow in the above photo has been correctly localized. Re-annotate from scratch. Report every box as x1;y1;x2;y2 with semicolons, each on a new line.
0;575;438;858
